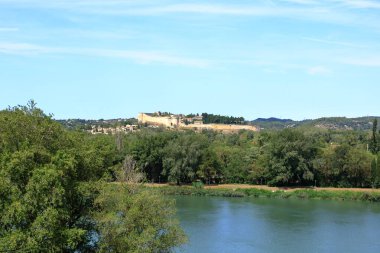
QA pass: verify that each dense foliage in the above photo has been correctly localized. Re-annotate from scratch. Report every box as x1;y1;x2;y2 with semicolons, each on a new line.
124;122;380;188
0;101;185;252
95;184;186;253
252;116;377;131
201;113;245;125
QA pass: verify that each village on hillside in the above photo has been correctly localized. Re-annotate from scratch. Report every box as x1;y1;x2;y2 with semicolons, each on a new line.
79;112;259;135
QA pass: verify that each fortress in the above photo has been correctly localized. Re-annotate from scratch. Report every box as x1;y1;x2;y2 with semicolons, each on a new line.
137;112;258;132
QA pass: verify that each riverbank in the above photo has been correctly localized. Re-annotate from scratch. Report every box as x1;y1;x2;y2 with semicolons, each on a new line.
146;184;380;202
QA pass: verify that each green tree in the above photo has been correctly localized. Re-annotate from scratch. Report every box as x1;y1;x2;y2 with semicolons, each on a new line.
0;102;187;252
95;157;186;253
261;129;320;186
369;119;378;154
370;155;380;188
315;144;372;187
124;130;176;183
197;149;222;184
94;184;186;253
162;133;207;185
0;104;97;252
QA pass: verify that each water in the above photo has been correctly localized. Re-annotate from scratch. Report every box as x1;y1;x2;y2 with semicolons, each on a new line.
174;196;380;253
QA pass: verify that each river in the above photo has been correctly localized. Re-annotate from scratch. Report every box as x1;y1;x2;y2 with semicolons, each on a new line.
174;196;380;253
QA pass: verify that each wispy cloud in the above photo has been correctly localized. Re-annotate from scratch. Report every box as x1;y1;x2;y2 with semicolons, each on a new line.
92;4;331;18
0;0;150;9
76;3;366;29
302;37;366;48
0;1;345;19
75;3;380;29
283;0;380;8
0;42;51;54
307;66;331;75
279;0;318;5
0;1;378;29
342;57;380;67
0;27;19;32
1;0;379;13
335;0;380;9
0;42;210;68
86;49;210;68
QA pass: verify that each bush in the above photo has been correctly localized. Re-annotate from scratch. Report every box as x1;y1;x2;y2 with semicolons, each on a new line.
192;181;204;189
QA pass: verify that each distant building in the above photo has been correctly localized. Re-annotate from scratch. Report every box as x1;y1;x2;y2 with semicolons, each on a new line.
137;113;180;128
137;112;258;132
88;124;138;135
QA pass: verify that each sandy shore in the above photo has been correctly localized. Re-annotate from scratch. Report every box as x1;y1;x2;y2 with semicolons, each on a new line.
145;183;380;192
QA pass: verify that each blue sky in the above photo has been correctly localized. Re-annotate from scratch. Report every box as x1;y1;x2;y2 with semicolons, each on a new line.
1;0;380;120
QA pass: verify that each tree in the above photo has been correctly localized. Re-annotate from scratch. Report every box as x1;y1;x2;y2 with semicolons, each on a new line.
201;113;245;125
0;102;187;252
197;149;222;184
125;130;176;182
94;163;186;252
260;129;320;186
0;105;97;252
315;144;372;187
371;154;380;188
162;133;207;185
369;119;378;154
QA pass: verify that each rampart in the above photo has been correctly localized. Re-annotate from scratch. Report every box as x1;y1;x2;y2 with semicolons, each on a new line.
138;113;179;128
137;113;258;132
182;123;258;132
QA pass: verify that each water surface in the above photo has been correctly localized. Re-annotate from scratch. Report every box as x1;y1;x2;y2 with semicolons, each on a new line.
175;196;380;253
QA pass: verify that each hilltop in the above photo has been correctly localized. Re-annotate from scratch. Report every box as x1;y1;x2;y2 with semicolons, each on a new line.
57;116;379;132
252;116;378;131
56;118;138;130
137;112;257;133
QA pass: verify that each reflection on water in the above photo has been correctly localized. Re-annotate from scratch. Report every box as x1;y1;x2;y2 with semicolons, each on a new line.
175;196;380;253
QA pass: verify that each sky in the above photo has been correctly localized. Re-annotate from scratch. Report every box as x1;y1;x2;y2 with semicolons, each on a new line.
1;0;380;120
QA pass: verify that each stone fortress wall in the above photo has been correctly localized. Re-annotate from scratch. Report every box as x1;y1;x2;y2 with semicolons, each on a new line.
183;123;258;132
137;113;179;127
137;113;258;132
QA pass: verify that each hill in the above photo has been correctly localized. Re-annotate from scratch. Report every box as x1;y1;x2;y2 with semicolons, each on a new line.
56;116;379;132
252;116;378;131
56;118;138;130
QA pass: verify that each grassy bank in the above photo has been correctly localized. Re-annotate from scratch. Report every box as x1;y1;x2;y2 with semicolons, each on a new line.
147;185;380;202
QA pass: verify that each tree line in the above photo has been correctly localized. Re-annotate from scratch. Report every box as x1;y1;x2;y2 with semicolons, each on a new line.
201;113;245;125
123;121;380;188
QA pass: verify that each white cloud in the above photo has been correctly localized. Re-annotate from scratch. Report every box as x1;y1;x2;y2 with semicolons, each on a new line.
0;42;210;68
342;57;380;67
64;3;379;29
336;0;380;9
0;1;378;29
280;0;318;5
98;4;330;18
85;48;210;67
0;42;52;54
0;1;339;19
307;66;331;75
0;27;19;32
301;37;366;48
